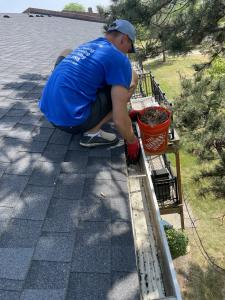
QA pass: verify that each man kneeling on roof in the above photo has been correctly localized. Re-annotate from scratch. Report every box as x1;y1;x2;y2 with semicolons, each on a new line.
39;19;140;162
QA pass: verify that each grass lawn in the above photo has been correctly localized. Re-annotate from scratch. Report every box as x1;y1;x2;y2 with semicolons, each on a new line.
145;54;225;299
171;149;225;300
144;53;208;100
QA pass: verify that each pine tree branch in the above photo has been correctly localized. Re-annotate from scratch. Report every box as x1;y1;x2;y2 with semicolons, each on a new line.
158;2;176;26
209;26;225;33
194;48;225;71
145;0;175;20
170;0;190;14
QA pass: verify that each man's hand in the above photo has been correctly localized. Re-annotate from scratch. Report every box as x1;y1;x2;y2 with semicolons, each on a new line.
125;137;140;163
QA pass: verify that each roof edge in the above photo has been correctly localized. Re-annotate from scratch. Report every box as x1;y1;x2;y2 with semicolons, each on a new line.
23;7;105;23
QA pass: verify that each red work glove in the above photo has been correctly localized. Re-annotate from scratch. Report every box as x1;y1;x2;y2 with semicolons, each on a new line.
125;137;140;164
129;109;143;122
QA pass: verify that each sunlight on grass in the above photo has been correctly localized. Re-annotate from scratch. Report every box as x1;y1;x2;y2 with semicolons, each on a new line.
168;147;225;269
144;54;209;100
167;146;225;299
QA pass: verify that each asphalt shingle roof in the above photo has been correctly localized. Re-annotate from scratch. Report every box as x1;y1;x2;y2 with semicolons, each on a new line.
0;13;140;299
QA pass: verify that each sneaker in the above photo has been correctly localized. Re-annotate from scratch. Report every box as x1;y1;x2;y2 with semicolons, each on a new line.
79;129;118;147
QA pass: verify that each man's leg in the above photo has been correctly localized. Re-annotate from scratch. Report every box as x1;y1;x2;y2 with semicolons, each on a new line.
79;87;118;147
79;111;117;147
80;72;138;147
54;86;117;147
85;111;112;133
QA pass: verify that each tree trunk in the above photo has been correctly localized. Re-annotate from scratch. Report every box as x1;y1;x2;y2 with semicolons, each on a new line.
162;50;166;62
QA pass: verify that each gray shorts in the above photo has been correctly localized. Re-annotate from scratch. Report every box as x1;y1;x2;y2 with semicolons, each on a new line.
54;85;112;134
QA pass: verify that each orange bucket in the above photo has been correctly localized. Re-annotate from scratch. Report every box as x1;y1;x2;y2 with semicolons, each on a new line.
137;106;171;154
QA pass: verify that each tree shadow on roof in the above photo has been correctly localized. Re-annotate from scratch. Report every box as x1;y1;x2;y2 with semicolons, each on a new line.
1;72;48;101
0;70;140;298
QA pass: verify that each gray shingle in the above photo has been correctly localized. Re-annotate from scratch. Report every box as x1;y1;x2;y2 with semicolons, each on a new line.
5;153;40;176
111;142;126;159
0;219;42;248
33;232;75;262
29;140;48;153
79;195;111;222
0;221;8;236
0;174;29;207
82;178;112;200
111;246;137;272
0;290;21;300
111;153;126;170
17;91;40;101
110;221;134;246
7;91;23;100
54;173;85;200
0;278;23;291
43;197;79;233
6;124;35;140
40;144;67;162
29;161;61;186
19;112;42;126
66;272;111;300
24;261;70;289
37;116;54;128
60;161;87;174
111;198;131;221
6;108;27;117
76;221;110;247
0;108;11;118
0;137;47;159
20;82;37;91
49;128;72;145
0;207;13;222
111;179;129;200
71;246;111;273
0;162;9;177
68;134;88;152
63;150;88;172
0;115;21;130
111;166;127;181
0;248;34;280
0;138;26;162
61;149;88;174
0;99;13;107
110;272;140;300
87;156;111;173
12;185;54;220
0;13;140;299
12;103;28;110
88;147;111;158
0;131;6;138
86;168;112;180
20;289;66;300
32;126;54;141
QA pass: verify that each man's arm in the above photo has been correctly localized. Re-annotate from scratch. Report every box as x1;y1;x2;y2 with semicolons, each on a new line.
111;85;136;143
127;69;138;99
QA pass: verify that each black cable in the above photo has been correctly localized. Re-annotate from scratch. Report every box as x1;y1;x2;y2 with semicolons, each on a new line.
183;192;225;274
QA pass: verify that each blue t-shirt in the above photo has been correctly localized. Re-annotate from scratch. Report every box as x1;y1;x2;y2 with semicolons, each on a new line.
39;37;132;126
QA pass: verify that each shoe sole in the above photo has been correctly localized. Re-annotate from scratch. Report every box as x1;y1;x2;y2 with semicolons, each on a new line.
79;138;119;148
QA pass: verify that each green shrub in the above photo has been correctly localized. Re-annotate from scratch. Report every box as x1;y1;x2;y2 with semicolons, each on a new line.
164;226;189;259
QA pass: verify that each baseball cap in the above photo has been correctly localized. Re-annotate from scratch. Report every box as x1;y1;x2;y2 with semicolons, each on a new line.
107;19;136;53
